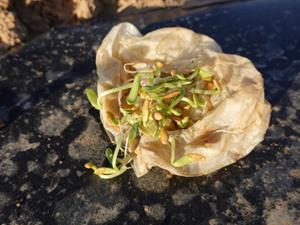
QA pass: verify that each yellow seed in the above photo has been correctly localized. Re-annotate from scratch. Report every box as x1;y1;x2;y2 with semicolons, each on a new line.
153;112;163;120
142;99;149;124
84;162;94;169
161;91;180;99
186;153;206;160
183;104;191;110
134;146;141;155
159;128;169;145
213;79;221;90
205;81;214;90
156;62;163;68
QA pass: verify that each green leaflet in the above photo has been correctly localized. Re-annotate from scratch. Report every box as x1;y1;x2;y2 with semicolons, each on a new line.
172;155;195;167
85;88;101;110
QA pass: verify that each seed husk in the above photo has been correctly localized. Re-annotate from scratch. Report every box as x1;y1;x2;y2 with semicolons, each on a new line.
159;127;169;145
205;81;214;90
156;62;163;68
153;112;163;120
186;153;206;160
161;90;180;99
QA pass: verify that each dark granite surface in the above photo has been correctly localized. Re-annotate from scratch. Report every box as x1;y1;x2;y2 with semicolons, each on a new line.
1;0;300;224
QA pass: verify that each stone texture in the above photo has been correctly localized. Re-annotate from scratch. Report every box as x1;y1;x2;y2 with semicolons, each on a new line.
0;134;40;176
0;1;27;53
68;116;109;163
15;0;104;32
144;203;166;221
54;180;128;224
38;109;71;136
132;167;170;193
172;189;197;206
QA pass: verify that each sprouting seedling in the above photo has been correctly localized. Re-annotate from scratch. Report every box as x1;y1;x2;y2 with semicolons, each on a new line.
127;73;142;105
85;83;134;111
85;135;133;179
85;162;128;179
85;62;221;179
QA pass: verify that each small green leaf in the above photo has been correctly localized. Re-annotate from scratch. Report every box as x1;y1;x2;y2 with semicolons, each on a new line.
169;136;200;167
85;88;101;110
172;155;195;167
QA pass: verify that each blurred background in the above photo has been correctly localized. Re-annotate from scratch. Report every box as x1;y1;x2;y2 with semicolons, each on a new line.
0;0;235;55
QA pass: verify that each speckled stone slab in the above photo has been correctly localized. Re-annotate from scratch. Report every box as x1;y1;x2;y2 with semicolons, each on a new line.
0;0;300;224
